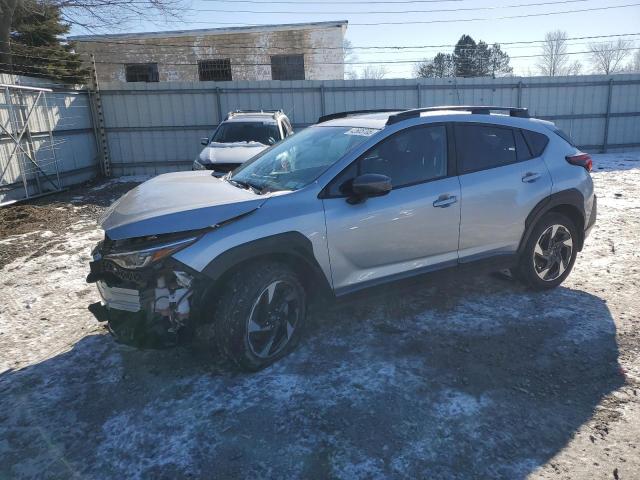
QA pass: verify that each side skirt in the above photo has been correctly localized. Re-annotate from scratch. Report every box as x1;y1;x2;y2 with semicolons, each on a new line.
333;253;518;298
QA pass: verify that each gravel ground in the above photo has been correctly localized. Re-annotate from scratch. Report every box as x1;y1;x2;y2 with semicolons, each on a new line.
0;154;639;479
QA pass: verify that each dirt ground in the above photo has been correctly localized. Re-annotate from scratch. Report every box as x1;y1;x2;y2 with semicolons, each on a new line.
1;154;639;480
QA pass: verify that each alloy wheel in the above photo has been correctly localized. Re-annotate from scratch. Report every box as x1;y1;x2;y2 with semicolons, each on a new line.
246;280;301;359
532;224;573;282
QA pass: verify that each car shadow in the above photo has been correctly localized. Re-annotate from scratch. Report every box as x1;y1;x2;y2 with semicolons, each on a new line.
0;273;624;479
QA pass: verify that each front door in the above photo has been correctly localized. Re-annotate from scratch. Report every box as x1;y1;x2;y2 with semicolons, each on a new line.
322;124;461;293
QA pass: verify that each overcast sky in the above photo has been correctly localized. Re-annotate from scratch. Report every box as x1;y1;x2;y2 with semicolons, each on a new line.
69;0;640;78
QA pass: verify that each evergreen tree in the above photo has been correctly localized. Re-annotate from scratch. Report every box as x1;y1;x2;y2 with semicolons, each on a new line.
415;35;513;79
487;43;513;77
5;1;88;83
453;35;477;77
414;52;455;78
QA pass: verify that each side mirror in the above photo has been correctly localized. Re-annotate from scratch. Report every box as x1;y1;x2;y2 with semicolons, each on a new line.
348;173;392;204
201;138;209;146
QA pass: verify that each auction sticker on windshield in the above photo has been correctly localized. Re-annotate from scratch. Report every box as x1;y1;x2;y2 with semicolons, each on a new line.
344;127;378;137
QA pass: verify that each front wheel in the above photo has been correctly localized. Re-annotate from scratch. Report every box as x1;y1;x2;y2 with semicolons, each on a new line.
210;262;307;371
515;213;578;290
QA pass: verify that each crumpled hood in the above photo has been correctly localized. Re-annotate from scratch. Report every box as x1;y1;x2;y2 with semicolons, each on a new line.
101;171;267;240
199;142;268;164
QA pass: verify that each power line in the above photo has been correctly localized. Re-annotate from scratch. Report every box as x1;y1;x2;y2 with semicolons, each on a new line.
85;46;640;67
2;44;638;78
6;40;639;68
104;2;639;26
57;32;640;53
184;0;591;15
200;0;466;3
3;33;639;63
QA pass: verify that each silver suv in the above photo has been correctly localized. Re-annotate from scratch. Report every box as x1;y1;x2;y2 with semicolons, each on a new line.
88;106;596;370
193;109;293;176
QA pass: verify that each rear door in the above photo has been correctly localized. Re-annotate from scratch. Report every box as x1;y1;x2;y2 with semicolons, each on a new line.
455;123;552;261
322;124;461;292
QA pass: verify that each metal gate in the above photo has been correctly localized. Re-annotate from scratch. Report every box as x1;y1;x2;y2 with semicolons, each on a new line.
0;82;62;206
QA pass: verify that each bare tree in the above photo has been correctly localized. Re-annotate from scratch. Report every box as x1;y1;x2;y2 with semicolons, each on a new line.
630;48;640;72
567;59;582;76
588;39;632;74
1;0;184;69
536;30;571;76
359;65;388;79
343;38;358;80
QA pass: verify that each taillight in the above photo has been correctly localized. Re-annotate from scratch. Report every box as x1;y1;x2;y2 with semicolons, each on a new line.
566;152;593;172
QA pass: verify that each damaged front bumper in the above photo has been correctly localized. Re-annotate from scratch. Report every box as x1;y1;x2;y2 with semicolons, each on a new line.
87;239;204;347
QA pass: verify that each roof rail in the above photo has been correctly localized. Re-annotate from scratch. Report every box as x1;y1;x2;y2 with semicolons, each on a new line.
318;109;401;124
386;106;529;125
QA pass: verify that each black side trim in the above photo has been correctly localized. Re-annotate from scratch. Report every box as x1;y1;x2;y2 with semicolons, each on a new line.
334;254;518;297
517;189;586;254
586;194;597;232
201;232;332;293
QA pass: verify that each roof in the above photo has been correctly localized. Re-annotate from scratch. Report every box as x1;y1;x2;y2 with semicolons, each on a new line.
225;115;278;124
316;108;542;130
224;110;286;123
69;20;348;41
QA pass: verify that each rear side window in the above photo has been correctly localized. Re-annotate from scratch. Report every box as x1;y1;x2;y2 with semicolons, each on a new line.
515;129;533;161
455;124;517;174
522;129;550;157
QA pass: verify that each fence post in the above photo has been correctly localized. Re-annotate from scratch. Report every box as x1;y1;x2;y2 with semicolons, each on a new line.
88;54;111;177
416;83;422;108
517;81;523;108
320;83;326;117
215;87;223;124
602;78;614;153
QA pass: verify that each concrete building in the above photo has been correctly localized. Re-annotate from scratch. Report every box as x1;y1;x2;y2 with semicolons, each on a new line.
70;21;348;83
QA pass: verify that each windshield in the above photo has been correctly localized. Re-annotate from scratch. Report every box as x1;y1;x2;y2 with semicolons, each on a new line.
228;125;379;193
211;122;280;145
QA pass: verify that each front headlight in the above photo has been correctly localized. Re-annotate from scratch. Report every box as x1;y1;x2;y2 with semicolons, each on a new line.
105;236;198;270
192;159;206;170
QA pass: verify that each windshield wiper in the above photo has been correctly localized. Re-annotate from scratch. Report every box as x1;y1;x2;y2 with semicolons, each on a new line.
226;177;262;195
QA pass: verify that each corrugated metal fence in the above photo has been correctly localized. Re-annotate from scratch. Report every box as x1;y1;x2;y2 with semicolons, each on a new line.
99;74;640;176
0;74;98;204
2;73;640;188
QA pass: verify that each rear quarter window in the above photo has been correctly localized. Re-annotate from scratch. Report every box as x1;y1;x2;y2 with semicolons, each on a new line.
551;127;576;147
521;129;550;157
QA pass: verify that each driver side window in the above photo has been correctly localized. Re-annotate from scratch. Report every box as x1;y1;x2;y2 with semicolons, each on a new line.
326;124;448;196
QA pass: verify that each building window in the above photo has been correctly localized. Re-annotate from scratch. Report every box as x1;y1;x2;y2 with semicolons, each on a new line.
270;54;305;80
125;63;159;82
198;59;232;82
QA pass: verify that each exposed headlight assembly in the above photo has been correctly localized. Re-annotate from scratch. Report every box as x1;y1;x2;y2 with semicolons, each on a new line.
105;236;198;270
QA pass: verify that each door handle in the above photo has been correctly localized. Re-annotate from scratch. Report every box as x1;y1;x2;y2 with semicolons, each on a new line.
433;195;457;208
522;172;541;183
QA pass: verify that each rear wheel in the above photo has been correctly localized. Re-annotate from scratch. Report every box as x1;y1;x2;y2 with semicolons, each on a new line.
210;262;307;371
515;213;578;290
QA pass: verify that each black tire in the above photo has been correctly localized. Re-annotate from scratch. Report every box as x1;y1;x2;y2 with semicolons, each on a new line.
208;262;307;371
515;212;579;290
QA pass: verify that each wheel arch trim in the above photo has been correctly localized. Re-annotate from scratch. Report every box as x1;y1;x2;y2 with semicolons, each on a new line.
200;231;333;295
518;188;586;254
